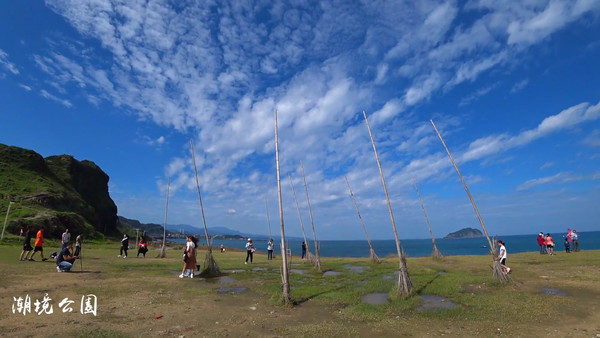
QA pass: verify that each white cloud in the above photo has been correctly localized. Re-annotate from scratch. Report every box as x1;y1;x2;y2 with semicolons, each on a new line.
0;49;19;75
39;89;73;108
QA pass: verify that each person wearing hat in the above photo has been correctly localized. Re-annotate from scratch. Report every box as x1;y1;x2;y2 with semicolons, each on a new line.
537;232;546;254
245;238;255;264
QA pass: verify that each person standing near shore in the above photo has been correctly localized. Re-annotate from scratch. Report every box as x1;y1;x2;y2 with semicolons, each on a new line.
119;234;129;258
267;238;274;260
301;241;307;259
29;228;48;261
537;232;546;254
545;233;555;256
497;240;510;274
245;238;255;264
20;226;33;261
572;230;579;252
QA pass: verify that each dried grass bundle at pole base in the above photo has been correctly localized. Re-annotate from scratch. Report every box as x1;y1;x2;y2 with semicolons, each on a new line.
157;177;170;258
190;139;220;276
412;177;443;260
430;120;509;283
345;176;380;263
300;160;322;272
363;111;414;297
275;109;291;304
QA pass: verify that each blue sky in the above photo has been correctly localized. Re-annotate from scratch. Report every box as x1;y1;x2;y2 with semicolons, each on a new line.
1;1;599;240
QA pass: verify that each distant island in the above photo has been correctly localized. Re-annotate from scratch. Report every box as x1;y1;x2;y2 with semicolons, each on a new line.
444;227;483;239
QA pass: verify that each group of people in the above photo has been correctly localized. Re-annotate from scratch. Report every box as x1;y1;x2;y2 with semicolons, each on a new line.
179;235;198;278
19;227;83;272
117;233;149;258
537;230;579;255
243;238;276;264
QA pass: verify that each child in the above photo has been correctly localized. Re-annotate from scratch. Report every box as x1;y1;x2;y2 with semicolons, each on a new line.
564;237;571;253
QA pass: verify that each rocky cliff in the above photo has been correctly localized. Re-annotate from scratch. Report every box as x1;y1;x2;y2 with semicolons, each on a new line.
0;144;118;239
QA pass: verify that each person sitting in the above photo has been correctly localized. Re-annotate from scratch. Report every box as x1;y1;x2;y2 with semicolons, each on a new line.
56;242;78;272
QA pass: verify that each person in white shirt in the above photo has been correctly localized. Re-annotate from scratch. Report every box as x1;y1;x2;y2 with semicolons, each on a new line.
497;240;510;274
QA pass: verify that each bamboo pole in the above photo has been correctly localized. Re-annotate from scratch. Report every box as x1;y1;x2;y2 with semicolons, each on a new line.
363;111;414;296
190;139;220;275
345;176;380;263
275;109;291;304
411;177;443;259
300;161;322;272
158;177;170;258
288;173;311;258
430;119;509;283
265;197;272;239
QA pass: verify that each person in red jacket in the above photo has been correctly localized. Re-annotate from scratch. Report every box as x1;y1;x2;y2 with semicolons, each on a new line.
537;232;546;255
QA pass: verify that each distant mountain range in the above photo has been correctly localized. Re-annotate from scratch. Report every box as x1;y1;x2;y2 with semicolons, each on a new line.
118;216;273;240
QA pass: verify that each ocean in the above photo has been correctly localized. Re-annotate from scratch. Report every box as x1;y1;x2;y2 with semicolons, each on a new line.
193;231;600;258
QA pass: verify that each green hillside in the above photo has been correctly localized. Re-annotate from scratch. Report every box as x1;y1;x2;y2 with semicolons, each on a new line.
0;144;118;240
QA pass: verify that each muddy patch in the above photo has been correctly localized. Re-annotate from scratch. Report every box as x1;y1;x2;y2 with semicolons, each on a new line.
361;293;389;305
542;287;568;296
416;295;458;311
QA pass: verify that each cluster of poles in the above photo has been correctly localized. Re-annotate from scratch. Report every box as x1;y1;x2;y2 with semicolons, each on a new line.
156;109;510;306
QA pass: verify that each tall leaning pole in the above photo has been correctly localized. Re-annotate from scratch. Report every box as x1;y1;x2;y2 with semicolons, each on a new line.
275;109;291;304
363;111;414;297
430;119;509;283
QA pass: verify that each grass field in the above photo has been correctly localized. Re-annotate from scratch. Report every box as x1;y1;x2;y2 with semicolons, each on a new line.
1;234;599;337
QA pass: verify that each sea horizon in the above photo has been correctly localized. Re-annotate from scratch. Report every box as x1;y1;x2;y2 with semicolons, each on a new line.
172;230;600;259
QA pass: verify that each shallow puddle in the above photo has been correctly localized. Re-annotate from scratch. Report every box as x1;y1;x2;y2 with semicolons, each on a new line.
542;287;568;296
343;265;366;273
361;293;389;305
416;295;458;311
216;287;246;294
323;271;341;276
205;275;236;284
252;267;267;271
290;269;306;274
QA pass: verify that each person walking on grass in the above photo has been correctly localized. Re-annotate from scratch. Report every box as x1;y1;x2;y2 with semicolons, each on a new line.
118;234;129;258
19;225;33;261
56;242;78;272
245;238;255;264
29;228;48;261
497;240;510;274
